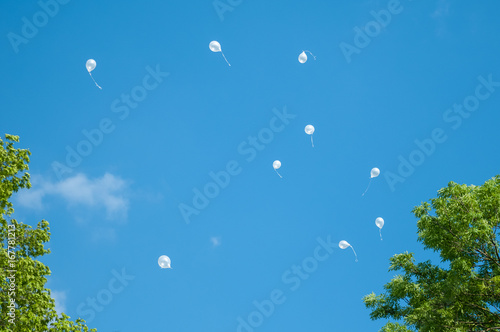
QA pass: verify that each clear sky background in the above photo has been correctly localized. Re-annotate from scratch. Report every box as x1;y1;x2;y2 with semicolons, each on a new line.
2;0;500;331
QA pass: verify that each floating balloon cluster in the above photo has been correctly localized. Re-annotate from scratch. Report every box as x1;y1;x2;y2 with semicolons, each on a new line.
86;41;386;269
270;125;316;179
267;123;383;262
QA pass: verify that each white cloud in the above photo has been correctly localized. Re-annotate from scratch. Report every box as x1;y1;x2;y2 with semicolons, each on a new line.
16;186;45;209
16;173;130;220
51;290;67;315
210;236;221;247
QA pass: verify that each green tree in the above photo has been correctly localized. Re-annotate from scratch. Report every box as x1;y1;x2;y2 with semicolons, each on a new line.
364;176;500;331
0;134;96;331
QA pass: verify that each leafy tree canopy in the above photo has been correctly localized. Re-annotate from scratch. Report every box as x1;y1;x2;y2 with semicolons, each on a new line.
364;176;500;331
0;134;96;331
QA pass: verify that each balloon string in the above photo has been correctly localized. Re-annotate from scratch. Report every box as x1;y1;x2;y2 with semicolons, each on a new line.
310;135;314;148
274;169;282;178
220;51;231;66
304;50;317;60
350;246;358;262
379;229;383;241
362;178;372;196
89;72;102;90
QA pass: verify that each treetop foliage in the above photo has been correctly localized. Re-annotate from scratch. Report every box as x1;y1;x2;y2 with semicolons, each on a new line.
364;176;500;332
1;134;96;332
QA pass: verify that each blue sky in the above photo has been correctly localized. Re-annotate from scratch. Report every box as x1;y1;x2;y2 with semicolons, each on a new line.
2;0;500;331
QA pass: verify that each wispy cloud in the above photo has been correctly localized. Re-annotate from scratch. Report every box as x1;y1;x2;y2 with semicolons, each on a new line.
431;0;450;18
431;0;451;37
210;236;221;247
16;173;130;220
51;290;67;315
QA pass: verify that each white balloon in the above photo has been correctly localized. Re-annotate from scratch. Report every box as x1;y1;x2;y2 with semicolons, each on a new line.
339;240;358;262
209;41;231;66
370;168;380;178
375;217;384;229
298;51;307;63
209;41;221;52
375;217;384;241
86;59;96;73
305;125;315;135
85;59;102;89
339;240;350;249
158;255;171;269
272;160;282;178
298;50;316;63
362;167;380;196
304;124;315;147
